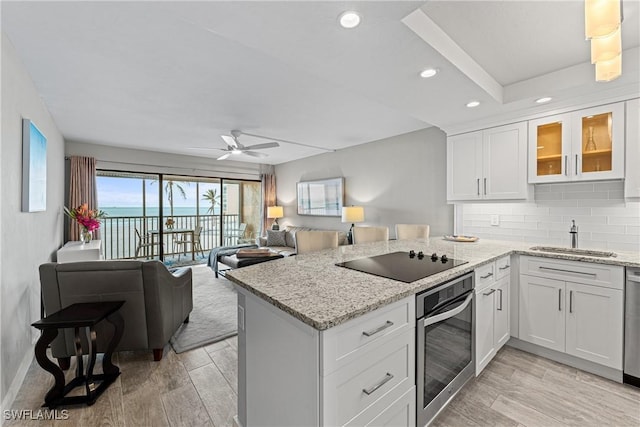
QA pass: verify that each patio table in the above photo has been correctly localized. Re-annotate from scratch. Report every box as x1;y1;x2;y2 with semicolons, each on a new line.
148;228;195;260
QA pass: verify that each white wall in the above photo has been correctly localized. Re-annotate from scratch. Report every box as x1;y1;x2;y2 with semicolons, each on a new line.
1;33;65;411
459;181;640;252
275;127;453;237
65;141;261;181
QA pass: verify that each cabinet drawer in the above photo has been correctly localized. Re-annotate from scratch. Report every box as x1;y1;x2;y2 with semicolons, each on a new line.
520;256;623;290
321;296;413;375
495;255;511;280
323;329;414;427
345;386;415;427
475;262;496;290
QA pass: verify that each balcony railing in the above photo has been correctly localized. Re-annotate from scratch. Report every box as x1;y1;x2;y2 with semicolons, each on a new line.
101;214;244;260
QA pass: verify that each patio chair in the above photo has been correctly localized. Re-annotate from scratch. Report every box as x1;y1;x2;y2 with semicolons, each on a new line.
173;226;206;260
135;228;160;259
224;223;247;246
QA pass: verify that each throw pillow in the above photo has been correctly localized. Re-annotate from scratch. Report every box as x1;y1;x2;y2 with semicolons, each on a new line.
266;230;287;247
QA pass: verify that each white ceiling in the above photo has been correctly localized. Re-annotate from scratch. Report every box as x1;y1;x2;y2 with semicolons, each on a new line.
2;1;639;165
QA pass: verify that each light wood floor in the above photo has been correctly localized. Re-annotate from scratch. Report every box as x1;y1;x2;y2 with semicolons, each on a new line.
8;342;640;426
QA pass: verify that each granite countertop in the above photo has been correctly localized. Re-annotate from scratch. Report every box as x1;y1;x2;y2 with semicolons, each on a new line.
225;238;640;331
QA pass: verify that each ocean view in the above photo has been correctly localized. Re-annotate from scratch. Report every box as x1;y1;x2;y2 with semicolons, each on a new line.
100;206;221;218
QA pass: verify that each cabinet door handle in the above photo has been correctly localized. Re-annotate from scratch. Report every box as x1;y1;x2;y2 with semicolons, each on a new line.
497;289;503;311
565;156;568;176
569;290;573;313
575;154;579;175
498;265;510;270
558;289;562;311
480;272;493;279
539;266;597;277
484;178;487;195
362;373;394;395
483;289;496;296
362;320;394;337
477;178;480;196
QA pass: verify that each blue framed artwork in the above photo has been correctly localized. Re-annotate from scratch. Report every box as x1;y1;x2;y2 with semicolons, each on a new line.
22;119;47;212
296;177;344;216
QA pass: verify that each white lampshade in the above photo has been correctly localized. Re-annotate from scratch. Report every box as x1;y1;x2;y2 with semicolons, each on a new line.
585;0;621;39
595;54;622;82
267;206;284;219
341;206;364;223
591;27;621;63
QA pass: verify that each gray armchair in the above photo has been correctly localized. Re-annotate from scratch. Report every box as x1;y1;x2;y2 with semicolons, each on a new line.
39;260;192;364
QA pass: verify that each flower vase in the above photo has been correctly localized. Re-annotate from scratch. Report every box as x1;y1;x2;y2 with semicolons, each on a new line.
80;227;92;244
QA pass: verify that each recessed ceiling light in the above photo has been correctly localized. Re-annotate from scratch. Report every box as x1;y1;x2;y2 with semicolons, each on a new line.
339;11;361;29
420;68;438;78
466;101;480;108
536;97;552;104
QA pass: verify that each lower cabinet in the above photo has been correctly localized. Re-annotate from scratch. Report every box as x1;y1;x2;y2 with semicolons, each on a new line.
519;256;624;370
474;256;511;375
237;289;415;427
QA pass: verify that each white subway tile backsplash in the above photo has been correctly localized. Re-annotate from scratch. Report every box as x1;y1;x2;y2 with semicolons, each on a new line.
461;181;639;251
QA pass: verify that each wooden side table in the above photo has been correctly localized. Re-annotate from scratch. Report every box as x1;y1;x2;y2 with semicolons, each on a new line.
31;301;124;408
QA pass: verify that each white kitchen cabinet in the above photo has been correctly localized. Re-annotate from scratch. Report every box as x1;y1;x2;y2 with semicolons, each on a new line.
447;122;528;201
236;289;415;427
528;102;625;183
518;256;624;370
519;274;566;352
565;281;624;368
625;98;640;198
474;256;511;375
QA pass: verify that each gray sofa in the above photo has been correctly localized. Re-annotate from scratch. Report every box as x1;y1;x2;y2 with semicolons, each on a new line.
257;225;348;256
39;260;192;364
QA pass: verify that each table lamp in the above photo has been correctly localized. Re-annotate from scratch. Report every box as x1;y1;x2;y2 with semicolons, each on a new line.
342;206;364;244
267;206;284;230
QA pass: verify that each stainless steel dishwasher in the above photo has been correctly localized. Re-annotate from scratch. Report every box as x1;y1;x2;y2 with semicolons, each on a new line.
625;268;640;387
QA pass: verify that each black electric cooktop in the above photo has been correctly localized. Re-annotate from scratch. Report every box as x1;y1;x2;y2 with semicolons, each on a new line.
335;251;468;283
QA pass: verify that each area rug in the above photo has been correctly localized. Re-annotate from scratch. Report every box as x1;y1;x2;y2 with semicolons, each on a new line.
170;264;237;353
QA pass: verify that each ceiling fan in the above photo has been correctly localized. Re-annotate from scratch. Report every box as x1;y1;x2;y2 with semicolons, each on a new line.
215;130;280;160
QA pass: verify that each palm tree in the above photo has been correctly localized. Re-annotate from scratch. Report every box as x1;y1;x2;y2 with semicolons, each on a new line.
202;188;220;214
164;180;188;219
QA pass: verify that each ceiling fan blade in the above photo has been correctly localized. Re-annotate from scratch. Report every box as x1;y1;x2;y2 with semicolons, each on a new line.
243;142;280;150
243;150;268;158
217;153;232;160
187;147;227;151
221;135;238;148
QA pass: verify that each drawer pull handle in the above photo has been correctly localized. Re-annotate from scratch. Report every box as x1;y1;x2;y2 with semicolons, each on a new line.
483;289;496;296
498;265;510;270
362;321;394;337
539;266;596;277
362;373;394;395
480;272;493;279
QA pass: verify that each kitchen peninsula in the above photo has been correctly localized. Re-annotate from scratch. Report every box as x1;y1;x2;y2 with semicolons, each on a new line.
225;238;640;427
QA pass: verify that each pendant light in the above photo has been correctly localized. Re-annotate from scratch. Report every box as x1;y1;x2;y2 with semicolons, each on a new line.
595;54;622;82
585;0;621;39
591;27;621;63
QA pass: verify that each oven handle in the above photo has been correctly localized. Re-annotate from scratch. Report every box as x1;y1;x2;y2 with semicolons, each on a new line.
423;292;473;327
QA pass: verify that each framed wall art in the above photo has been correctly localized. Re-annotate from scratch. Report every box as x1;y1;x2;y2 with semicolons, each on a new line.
22;118;47;212
296;177;343;216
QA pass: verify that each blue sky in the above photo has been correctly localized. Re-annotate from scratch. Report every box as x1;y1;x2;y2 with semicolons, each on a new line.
97;176;220;208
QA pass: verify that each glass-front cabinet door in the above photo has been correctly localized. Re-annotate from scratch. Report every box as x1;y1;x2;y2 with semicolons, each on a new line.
528;102;625;183
528;113;571;183
572;102;625;181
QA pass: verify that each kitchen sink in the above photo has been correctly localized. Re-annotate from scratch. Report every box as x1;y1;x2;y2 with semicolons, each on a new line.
529;246;617;258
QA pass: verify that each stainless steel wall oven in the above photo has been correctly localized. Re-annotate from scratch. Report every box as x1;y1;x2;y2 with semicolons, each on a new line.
416;272;474;426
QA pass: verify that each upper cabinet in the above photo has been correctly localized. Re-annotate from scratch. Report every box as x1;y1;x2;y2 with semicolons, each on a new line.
528;102;625;183
624;98;640;198
447;122;528;201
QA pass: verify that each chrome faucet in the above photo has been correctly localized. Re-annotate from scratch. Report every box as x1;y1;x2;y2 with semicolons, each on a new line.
570;220;578;248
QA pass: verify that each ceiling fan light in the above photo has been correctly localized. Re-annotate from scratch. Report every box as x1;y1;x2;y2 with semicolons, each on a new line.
595;54;622;82
585;0;621;39
232;149;242;155
591;27;621;63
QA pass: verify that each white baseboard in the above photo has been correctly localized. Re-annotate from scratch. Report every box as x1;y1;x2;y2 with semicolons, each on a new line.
1;346;34;426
